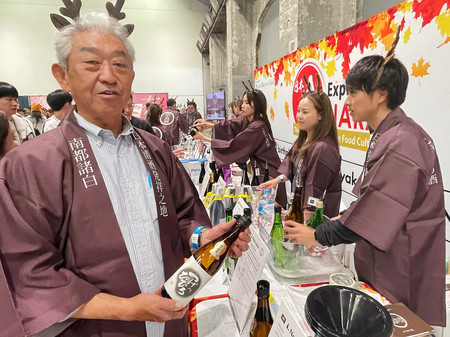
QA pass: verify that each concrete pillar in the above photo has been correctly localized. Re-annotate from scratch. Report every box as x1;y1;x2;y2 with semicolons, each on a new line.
280;0;362;51
226;0;255;101
209;33;227;90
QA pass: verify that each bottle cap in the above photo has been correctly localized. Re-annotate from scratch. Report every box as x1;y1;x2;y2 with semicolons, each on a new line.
256;279;270;298
274;205;281;213
264;189;270;194
236;214;252;229
226;208;232;216
243;208;251;217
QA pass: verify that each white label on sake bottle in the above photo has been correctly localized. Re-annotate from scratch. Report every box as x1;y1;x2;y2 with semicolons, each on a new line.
163;256;213;306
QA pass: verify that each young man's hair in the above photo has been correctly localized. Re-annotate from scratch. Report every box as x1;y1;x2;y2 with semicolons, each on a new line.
46;89;73;111
187;101;197;110
0;82;19;99
166;98;176;108
0;111;10;156
345;55;409;109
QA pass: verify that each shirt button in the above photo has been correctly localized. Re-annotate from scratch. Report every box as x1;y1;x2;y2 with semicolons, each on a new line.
132;215;137;221
141;249;146;254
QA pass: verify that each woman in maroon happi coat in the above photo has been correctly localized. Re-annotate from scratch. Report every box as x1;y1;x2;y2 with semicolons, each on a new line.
259;88;341;219
192;89;287;207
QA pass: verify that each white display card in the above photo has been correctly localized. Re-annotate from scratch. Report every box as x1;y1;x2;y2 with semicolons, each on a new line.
268;302;309;337
228;225;270;332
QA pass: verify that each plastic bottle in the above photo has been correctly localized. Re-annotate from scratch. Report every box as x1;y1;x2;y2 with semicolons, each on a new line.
258;189;274;232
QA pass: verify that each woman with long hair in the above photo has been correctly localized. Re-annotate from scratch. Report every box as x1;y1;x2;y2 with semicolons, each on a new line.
146;103;173;145
193;88;286;206
259;88;341;219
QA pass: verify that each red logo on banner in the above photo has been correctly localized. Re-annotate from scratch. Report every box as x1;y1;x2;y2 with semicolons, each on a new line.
292;61;324;123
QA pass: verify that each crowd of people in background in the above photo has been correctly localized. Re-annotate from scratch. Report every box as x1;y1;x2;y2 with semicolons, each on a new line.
0;80;211;159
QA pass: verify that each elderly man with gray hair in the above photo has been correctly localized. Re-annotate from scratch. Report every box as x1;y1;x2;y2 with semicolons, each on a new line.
0;2;250;337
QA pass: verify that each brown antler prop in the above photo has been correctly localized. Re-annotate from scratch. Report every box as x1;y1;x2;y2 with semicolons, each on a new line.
242;81;250;91
50;0;82;30
302;75;312;92
315;73;322;93
51;0;134;35
373;25;401;88
106;0;134;35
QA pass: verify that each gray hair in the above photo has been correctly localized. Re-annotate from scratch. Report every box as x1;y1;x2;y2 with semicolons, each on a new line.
54;12;135;70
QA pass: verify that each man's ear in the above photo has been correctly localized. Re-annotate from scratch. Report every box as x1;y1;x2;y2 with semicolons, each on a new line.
377;89;389;106
51;63;71;92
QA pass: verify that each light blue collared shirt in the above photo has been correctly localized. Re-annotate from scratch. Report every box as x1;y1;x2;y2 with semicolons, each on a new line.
75;112;165;337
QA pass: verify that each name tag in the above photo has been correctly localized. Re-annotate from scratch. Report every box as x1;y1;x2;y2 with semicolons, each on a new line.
307;196;319;207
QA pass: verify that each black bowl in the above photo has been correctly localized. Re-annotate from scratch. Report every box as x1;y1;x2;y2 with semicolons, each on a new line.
305;285;393;337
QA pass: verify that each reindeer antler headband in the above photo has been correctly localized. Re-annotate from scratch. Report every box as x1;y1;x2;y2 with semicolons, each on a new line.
301;74;323;94
242;80;256;93
373;25;401;89
50;0;134;35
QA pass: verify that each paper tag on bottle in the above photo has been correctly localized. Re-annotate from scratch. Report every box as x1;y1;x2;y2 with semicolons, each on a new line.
203;192;215;208
306;196;319;207
163;255;213;306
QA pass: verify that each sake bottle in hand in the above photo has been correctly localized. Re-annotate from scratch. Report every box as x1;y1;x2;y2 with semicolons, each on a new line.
161;215;252;306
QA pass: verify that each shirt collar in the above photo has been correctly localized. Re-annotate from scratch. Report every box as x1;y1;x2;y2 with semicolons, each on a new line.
74;110;134;147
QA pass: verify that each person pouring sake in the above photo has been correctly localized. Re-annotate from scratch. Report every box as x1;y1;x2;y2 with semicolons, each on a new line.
259;77;341;221
283;28;446;330
192;83;287;207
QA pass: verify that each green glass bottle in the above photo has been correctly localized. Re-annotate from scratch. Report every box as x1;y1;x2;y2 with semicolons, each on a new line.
270;205;287;268
306;200;324;229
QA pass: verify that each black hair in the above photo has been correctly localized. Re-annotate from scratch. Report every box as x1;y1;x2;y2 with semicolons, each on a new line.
243;89;274;139
0;111;10;156
187;101;197;110
166;98;176;108
46;89;73;111
0;82;18;99
345;55;409;109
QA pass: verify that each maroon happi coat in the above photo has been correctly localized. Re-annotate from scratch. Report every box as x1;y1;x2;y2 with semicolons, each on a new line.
211;119;287;207
278;136;341;217
339;107;446;326
0;111;211;336
160;108;190;146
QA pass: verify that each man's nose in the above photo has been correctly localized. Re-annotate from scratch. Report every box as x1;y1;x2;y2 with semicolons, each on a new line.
99;62;116;83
